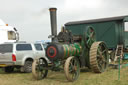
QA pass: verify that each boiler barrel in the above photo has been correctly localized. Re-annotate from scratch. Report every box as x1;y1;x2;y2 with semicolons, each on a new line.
46;43;82;61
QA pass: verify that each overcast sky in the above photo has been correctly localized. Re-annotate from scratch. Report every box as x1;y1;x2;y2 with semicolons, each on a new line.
0;0;128;42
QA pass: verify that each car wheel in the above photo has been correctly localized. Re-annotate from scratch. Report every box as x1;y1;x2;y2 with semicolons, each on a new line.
4;66;14;73
24;61;33;73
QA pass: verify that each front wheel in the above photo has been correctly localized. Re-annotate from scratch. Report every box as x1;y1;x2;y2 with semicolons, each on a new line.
64;56;80;82
32;58;48;80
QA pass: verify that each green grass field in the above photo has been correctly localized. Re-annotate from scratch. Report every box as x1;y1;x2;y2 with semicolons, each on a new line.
0;67;128;85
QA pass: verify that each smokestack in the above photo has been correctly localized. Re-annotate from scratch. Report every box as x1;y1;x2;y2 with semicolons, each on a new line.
49;8;58;42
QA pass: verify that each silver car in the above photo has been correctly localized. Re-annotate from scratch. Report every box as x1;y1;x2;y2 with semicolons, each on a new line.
0;42;49;73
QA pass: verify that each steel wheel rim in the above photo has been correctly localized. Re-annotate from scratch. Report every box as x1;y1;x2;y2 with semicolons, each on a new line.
69;58;79;80
32;59;48;80
90;42;109;73
64;56;80;82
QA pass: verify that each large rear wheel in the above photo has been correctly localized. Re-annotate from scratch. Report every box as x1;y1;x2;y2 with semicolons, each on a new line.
64;56;80;82
32;58;48;80
90;41;109;73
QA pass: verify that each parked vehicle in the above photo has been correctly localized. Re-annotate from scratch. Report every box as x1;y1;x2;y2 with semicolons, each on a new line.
0;19;19;44
0;42;49;73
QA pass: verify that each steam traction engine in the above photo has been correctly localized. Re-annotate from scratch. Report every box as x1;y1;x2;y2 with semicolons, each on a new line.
32;8;109;82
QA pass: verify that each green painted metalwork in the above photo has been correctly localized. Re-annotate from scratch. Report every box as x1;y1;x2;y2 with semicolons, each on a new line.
71;44;75;56
62;43;82;58
63;45;68;58
76;26;96;67
74;43;81;56
85;26;96;48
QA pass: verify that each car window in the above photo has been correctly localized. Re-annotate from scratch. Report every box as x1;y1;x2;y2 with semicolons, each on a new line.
34;44;43;51
8;31;16;40
0;44;13;53
16;44;32;51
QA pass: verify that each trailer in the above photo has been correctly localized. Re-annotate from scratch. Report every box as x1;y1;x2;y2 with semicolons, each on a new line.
65;15;128;61
65;15;128;49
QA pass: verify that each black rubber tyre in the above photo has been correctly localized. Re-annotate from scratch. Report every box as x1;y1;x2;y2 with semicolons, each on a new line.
24;61;33;73
4;66;14;73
